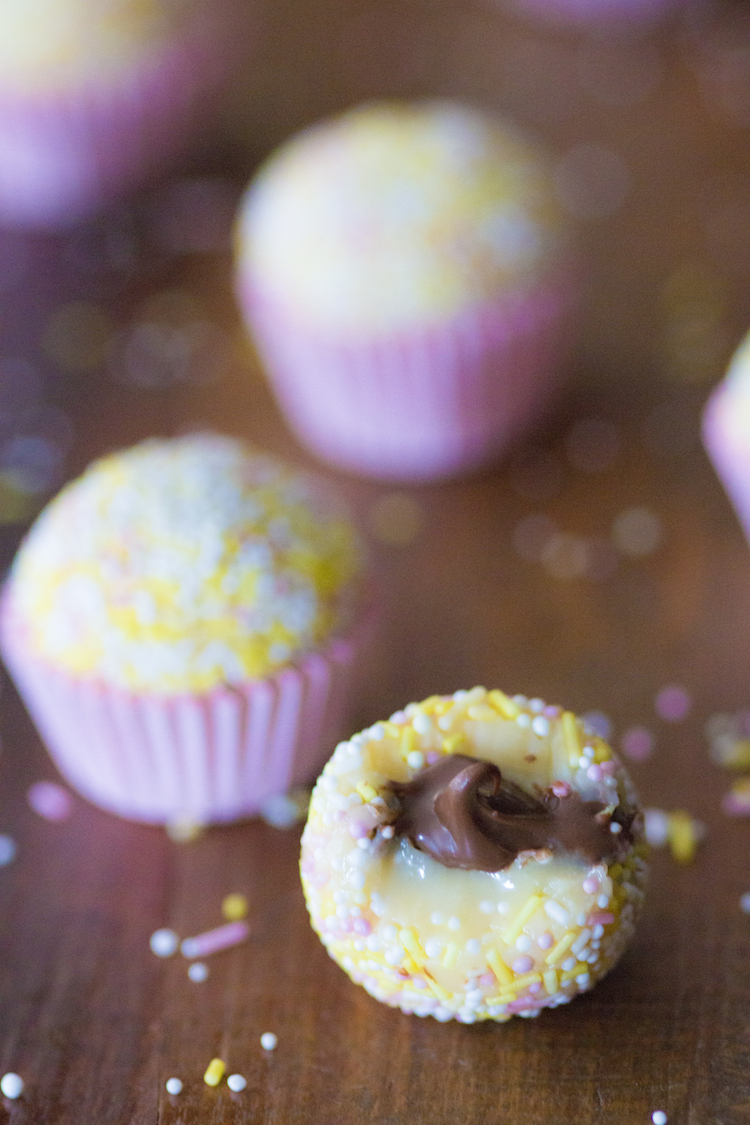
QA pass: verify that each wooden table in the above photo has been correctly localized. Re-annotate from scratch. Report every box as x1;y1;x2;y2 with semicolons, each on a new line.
3;3;750;1122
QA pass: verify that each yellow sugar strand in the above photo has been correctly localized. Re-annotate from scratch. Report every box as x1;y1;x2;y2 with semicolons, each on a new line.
485;947;514;987
502;895;543;945
441;942;460;969
442;732;466;754
400;727;418;758
561;961;590;984
545;931;577;967
496;971;541;998
399;928;425;964
203;1059;226;1087
561;711;582;765
488;690;520;719
543;969;559;995
356;781;378;803
668;810;699;864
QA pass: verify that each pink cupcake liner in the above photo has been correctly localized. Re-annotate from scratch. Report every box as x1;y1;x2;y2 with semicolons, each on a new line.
0;597;363;825
242;279;573;482
703;383;750;541
0;5;247;226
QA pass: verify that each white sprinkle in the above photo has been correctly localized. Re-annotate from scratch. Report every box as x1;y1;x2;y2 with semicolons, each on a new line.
652;1113;668;1125
531;716;550;737
544;901;570;928
448;916;461;931
597;894;609;909
188;961;209;982
740;893;750;914
0;835;16;866
561;957;577;972
576;973;590;988
466;939;481;955
366;935;382;952
406;751;425;770
644;808;670;848
572;929;592;956
260;1032;277;1051
593;924;605;939
384;949;402;966
347;870;366;890
529;698;545;712
412;713;432;735
575;913;587;926
165;1078;183;1095
381;825;394;839
582;746;595;760
438;716;452;730
0;1074;23;1099
356;838;370;850
424;938;443;959
150;928;179;958
610;822;622;834
578;756;590;769
515;934;532;953
381;924;398;942
430;911;444;926
369;724;385;740
227;1074;247;1092
513;695;528;706
479;900;494;914
516;713;531;728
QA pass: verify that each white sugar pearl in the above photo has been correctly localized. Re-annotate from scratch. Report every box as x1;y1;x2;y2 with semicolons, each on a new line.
531;716;550;737
448;916;461;931
165;1078;183;1095
260;1033;277;1051
406;751;425;770
652;1113;667;1125
150;929;179;958
0;835;16;866
227;1074;247;1092
1;1074;23;1099
188;962;209;982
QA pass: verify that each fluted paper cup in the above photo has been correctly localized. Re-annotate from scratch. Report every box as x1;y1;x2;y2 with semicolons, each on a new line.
0;596;364;825
243;279;572;483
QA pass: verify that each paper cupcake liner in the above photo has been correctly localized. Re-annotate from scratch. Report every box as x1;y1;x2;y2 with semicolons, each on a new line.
0;601;362;825
703;383;750;540
242;279;573;482
0;5;246;226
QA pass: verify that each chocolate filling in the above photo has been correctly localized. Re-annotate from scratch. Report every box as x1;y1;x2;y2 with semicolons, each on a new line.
389;754;633;872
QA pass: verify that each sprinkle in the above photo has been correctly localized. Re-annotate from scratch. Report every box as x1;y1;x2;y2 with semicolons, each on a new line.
516;713;531;728
227;1073;247;1092
582;878;598;895
621;726;655;762
356;781;378;803
644;808;670;846
561;711;581;762
587;764;603;782
166;816;204;843
488;690;520;719
543;969;559;995
399;928;425;964
0;835;16;866
722;779;750;816
531;716;550;737
512;956;534;974
442;732;466;754
406;751;425;770
0;1074;23;1099
612;506;662;558
655;684;691;723
582;711;612;740
181;920;249;959
165;1078;183;1095
400;727;418;759
486;947;513;986
27;781;73;822
543;900;570;928
502;895;543;944
442;942;460;969
222;893;249;921
412;712;431;735
587;913;615;926
150;928;179;958
537;932;554;951
497;971;541;998
610;822;622;834
597;894;609;909
188;962;209;982
260;789;309;828
545;931;577;966
466;938;481;955
652;1113;668;1125
203;1058;225;1087
448;916;461;931
739;893;750;914
260;1033;278;1051
667;810;701;864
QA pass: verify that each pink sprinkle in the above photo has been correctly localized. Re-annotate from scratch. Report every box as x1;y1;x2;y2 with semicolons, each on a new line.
27;781;73;822
586;764;603;781
512;956;534;974
587;912;615;926
352;917;371;936
479;972;495;987
655;684;692;723
349;822;369;839
543;705;562;719
722;792;750;816
537;932;554;951
600;760;616;776
528;982;542;994
181;920;249;959
621;726;654;761
426;751;441;765
582;878;598;895
551;781;571;798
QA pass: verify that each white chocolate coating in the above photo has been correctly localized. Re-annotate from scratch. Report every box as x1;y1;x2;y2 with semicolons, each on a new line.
300;687;647;1022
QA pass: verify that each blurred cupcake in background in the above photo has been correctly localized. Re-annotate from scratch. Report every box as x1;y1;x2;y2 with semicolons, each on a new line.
703;331;750;543
0;0;252;227
0;433;369;825
235;100;576;483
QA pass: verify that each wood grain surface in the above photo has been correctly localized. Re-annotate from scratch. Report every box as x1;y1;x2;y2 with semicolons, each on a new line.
3;2;750;1123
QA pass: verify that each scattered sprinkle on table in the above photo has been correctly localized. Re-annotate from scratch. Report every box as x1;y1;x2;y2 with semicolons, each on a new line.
203;1058;225;1087
149;928;179;958
1;1073;23;1099
181;920;249;959
740;892;750;915
227;1074;247;1092
27;781;73;822
221;893;249;922
0;834;17;866
166;816;204;843
612;506;662;558
652;1112;667;1125
188;961;209;982
165;1078;183;1095
621;726;654;762
655;684;692;723
260;788;310;828
260;1033;278;1051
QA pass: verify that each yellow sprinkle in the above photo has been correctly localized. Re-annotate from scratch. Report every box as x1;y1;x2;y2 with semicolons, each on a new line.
425;978;451;1001
607;863;623;882
497;971;541;997
561;961;590;983
402;953;420;975
543;969;559;995
442;732;466;754
487;991;516;1006
203;1058;226;1087
545;931;577;966
485;947;514;987
221;893;249;922
561;711;581;764
399;928;425;963
467;704;497;721
356;781;378;803
501;894;543;945
488;690;520;719
592;741;612;764
400;727;418;758
433;700;453;716
442;942;460;969
667;810;699;864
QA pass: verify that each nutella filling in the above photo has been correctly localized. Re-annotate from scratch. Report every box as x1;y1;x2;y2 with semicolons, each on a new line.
390;753;633;872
